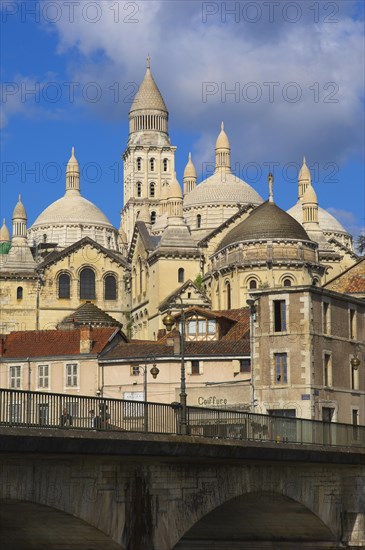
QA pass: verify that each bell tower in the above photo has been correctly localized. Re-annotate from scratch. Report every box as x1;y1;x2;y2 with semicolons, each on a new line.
121;58;177;244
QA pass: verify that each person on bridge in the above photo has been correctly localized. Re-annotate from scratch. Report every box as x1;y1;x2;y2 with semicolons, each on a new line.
60;407;73;428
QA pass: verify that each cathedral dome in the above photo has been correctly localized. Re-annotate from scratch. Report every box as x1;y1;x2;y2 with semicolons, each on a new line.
32;195;113;227
184;172;263;208
219;201;310;250
28;149;119;250
287;201;347;234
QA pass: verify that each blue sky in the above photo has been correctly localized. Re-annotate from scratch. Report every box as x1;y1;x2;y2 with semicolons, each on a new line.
1;0;364;242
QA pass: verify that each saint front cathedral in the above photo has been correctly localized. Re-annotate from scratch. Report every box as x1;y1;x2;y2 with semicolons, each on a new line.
0;60;358;339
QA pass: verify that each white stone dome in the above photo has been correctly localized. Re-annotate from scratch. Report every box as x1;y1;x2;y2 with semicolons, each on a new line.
287;201;347;234
32;195;113;227
184;172;263;208
28;193;119;250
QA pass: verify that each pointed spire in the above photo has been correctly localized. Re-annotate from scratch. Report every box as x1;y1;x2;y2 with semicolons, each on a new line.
268;173;274;203
302;181;319;227
167;172;183;219
12;195;27;242
66;147;80;195
298;156;311;200
0;218;10;243
183;152;197;195
215;122;231;174
12;195;27;220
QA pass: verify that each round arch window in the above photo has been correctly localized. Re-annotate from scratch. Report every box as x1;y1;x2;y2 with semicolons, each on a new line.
80;268;96;300
104;274;117;300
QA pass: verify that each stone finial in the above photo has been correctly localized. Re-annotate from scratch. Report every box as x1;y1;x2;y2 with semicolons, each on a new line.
268;173;274;203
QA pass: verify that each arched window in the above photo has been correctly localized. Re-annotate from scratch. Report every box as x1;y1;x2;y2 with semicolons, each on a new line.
163;158;168;172
283;278;292;287
178;268;184;283
312;278;319;287
104;275;117;300
136;157;142;171
80;268;96;300
58;273;70;299
16;286;23;300
149;182;155;197
43;234;47;243
149;158;155;172
150;211;156;224
136;182;142;197
197;214;201;228
225;281;231;309
249;279;257;290
138;258;143;294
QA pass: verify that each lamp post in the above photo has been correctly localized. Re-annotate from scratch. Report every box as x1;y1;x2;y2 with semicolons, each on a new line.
162;298;187;435
140;360;159;432
246;298;258;413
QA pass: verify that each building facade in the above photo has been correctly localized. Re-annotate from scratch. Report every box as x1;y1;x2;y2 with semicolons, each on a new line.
0;59;363;424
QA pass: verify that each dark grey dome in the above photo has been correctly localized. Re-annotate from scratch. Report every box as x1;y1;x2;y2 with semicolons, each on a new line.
219;201;311;250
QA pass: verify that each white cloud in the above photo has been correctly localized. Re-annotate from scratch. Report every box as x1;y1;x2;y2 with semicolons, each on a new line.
43;0;364;168
3;1;364;171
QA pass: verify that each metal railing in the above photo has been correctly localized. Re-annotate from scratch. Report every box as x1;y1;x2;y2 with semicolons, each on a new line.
0;389;364;449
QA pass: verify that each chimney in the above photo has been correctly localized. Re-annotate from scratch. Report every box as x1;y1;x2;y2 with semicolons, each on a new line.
80;325;92;354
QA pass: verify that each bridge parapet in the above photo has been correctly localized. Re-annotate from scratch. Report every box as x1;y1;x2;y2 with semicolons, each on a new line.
1;388;364;450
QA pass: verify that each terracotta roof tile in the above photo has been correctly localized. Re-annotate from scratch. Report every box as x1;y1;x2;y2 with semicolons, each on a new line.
324;258;365;296
0;328;118;359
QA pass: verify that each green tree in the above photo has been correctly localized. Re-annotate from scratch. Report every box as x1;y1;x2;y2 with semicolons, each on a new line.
194;273;203;289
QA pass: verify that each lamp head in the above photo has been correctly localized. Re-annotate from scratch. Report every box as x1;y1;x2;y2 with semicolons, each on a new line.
150;364;160;379
351;351;361;370
162;310;175;332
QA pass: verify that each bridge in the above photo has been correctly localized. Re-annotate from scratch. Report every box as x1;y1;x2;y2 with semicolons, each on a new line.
0;389;364;550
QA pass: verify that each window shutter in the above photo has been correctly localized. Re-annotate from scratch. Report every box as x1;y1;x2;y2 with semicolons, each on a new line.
200;361;204;374
186;361;192;375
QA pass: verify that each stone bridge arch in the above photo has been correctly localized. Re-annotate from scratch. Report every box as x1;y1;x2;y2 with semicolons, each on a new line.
0;434;363;550
159;463;357;549
0;499;124;550
173;492;336;549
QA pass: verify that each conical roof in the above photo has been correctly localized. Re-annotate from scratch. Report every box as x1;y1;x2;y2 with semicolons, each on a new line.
303;183;318;204
219;201;310;249
60;302;122;327
0;219;10;242
216;122;230;149
130;63;167;113
12;195;27;220
184;153;197;178
299;157;311;182
169;173;183;199
66;147;79;173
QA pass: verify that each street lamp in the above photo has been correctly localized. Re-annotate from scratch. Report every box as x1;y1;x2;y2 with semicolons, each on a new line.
162;299;187;435
350;348;361;370
139;360;159;432
246;297;258;413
